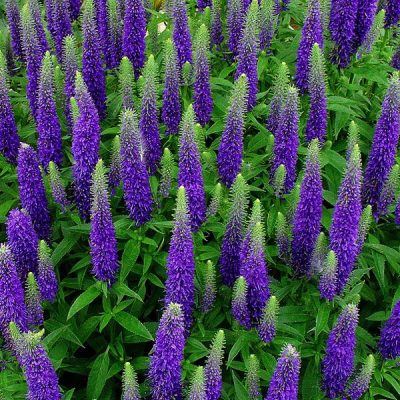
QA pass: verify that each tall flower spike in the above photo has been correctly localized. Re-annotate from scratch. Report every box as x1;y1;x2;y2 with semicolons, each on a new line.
271;86;300;194
0;50;19;164
291;139;322;276
329;144;362;294
17;145;51;240
28;0;49;55
235;0;259;110
107;0;123;69
37;240;58;303
172;0;192;71
227;0;244;56
211;0;223;46
310;232;327;274
305;44;327;143
50;0;72;59
25;272;43;328
63;35;79;130
48;161;69;211
392;46;400;70
322;304;359;399
189;366;206;400
232;276;251;329
0;245;27;344
357;8;384;57
140;55;162;175
120;108;153;226
10;324;61;399
378;300;400;360
21;4;43;118
356;205;372;256
5;0;24;59
164;187;195;329
178;105;206;231
148;303;185;400
123;0;146;78
246;354;260;400
319;250;337;301
207;182;223;217
193;24;212;126
240;221;270;322
257;295;279;343
205;330;225;400
69;0;82;20
6;209;39;283
109;135;121;195
82;0;106;119
159;148;175;198
72;72;101;220
162;39;181;135
265;344;301;400
217;74;248;187
354;0;378;49
90;159;119;284
94;0;109;64
295;0;324;92
119;57;135;110
122;362;140;400
384;0;400;28
201;260;216;313
259;0;278;51
345;354;375;400
267;62;290;134
347;120;359;160
36;52;63;169
275;211;290;262
219;174;249;285
362;74;400;214
329;0;359;67
375;164;399;220
396;197;400;224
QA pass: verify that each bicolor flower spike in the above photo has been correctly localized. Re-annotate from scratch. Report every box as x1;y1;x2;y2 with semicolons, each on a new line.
188;366;206;400
232;276;251;329
246;354;260;400
257;295;279;343
347;120;359;160
275;212;291;262
207;183;223;217
89;159;119;284
122;362;140;400
205;330;225;400
259;0;278;50
356;205;372;256
37;240;58;303
378;300;400;360
322;304;359;399
345;354;375;400
201;260;217;313
148;303;185;400
211;0;224;46
319;250;337;301
159;148;175;199
357;9;385;57
354;0;378;49
178;105;206;231
265;344;301;400
25;272;43;328
219;174;249;286
50;0;72;60
375;164;399;220
48;161;69;211
217;74;248;187
119;57;135;111
310;232;327;274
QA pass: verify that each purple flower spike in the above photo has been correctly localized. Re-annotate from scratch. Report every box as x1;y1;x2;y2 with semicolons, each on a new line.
271;86;300;194
232;276;251;329
72;72;101;221
235;0;259;110
89;160;119;284
291;139;322;276
265;344;301;400
345;354;375;400
120;108;153;226
36;52;63;169
122;362;140;400
162;39;181;135
205;330;225;400
28;0;49;55
6;208;39;283
94;0;109;63
0;245;28;345
396;198;400;224
122;0;146;78
392;46;400;70
69;0;81;20
260;0;278;50
37;240;58;303
0;51;20;164
148;303;185;400
82;0;107;119
375;164;399;220
217;75;248;187
384;0;400;28
172;0;193;71
25;272;43;328
354;0;378;49
378;300;400;360
48;161;69;211
319;250;337;301
329;0;359;68
164;186;195;330
10;324;61;400
362;74;400;215
305;43;327;143
193;24;212;127
17;144;51;240
295;0;324;92
227;0;244;56
257;295;279;343
50;0;72;60
5;0;24;60
178;105;206;231
107;0;123;69
211;0;223;46
322;304;359;399
329;144;362;294
140;55;162;175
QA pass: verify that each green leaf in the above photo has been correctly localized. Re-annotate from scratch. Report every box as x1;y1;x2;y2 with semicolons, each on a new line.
315;303;330;339
86;350;110;400
121;239;140;281
67;285;101;320
114;311;153;341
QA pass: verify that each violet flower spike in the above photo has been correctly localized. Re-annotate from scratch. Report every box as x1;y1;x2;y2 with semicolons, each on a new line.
232;276;251;329
211;0;224;46
201;260;217;313
227;0;244;56
354;0;378;49
257;295;279;343
37;240;58;303
107;0;123;69
205;330;225;400
345;354;375;400
25;272;43;328
378;300;400;360
48;161;69;211
384;0;400;28
5;0;24;60
319;250;337;301
28;0;49;55
259;0;278;51
50;0;73;60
